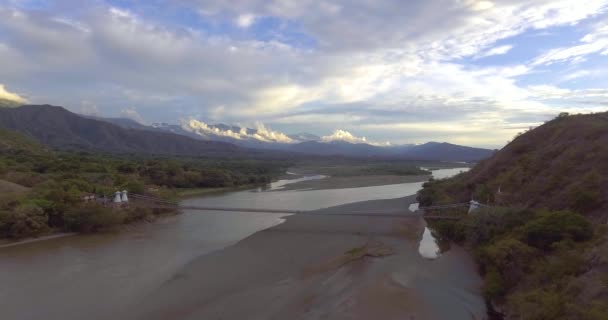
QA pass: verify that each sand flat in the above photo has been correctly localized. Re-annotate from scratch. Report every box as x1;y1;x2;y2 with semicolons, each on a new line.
130;194;485;320
278;174;430;191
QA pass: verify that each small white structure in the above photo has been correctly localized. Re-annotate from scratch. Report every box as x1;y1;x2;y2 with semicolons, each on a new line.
113;191;122;203
468;200;482;214
121;190;129;202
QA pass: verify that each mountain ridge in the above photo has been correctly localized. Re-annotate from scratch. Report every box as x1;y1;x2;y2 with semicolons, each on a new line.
0;105;242;157
95;115;494;161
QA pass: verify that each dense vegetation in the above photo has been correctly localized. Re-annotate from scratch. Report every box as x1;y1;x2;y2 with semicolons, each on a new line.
422;112;608;220
417;112;608;319
425;204;607;319
0;129;289;239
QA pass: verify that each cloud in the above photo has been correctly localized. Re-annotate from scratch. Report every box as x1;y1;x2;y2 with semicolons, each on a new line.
532;22;608;66
235;14;256;28
79;100;100;116
120;107;145;124
322;129;391;146
183;119;294;143
0;1;607;148
0;84;27;103
477;44;514;58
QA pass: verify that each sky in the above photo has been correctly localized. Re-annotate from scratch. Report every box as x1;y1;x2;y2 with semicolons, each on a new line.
0;0;607;148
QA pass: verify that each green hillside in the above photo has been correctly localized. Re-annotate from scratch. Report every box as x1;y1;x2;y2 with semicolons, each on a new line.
418;112;608;319
419;112;608;221
0;128;288;239
0;128;46;154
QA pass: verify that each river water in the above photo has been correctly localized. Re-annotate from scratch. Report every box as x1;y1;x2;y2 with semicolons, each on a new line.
0;167;469;320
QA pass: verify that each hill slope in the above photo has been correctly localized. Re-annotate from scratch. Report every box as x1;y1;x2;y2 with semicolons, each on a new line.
421;112;608;220
418;112;608;319
404;142;494;162
93;116;494;161
0;105;241;156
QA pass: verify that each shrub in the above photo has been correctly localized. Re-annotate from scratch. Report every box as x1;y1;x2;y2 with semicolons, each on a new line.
509;288;565;320
478;237;537;288
63;205;126;232
567;186;602;213
523;210;593;250
0;204;48;238
124;207;153;222
483;267;505;299
465;207;530;246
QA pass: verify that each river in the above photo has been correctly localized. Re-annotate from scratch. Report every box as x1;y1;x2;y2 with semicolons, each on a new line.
0;167;469;320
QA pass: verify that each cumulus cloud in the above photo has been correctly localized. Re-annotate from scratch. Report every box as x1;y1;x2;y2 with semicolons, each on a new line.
0;1;607;148
183;119;294;143
235;14;256;28
0;84;26;103
322;129;391;146
120;107;146;124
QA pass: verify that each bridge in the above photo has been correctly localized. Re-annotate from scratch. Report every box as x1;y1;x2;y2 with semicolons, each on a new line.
127;193;471;220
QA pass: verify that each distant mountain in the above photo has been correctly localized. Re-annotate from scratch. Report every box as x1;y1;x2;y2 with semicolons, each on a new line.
288;140;387;157
88;116;153;131
89;114;494;161
0;105;241;156
287;132;321;142
401;142;495;162
286;140;494;161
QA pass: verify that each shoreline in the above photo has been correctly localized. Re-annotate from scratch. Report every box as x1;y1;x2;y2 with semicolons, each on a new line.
0;232;77;249
277;174;430;191
129;194;485;320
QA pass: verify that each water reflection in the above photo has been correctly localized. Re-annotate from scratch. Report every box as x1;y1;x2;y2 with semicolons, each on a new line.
417;167;469;259
418;227;441;259
265;175;327;191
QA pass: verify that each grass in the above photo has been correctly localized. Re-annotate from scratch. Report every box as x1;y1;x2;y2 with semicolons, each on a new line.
0;179;30;194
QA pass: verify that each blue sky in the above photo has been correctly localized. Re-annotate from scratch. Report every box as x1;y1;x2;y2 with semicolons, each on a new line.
0;0;607;148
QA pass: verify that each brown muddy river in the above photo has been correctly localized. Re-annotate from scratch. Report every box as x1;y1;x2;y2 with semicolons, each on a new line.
0;168;471;320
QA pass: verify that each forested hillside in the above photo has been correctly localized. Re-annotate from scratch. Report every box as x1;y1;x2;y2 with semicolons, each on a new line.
418;112;608;320
0;129;289;239
419;112;608;221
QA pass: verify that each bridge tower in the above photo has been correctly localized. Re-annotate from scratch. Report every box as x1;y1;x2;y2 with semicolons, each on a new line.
113;191;122;204
468;200;481;214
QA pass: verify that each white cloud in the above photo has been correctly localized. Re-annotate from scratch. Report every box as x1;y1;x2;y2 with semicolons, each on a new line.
0;1;607;147
120;107;145;124
0;84;26;103
321;129;391;146
235;14;256;28
183;119;294;143
533;22;608;66
477;44;513;58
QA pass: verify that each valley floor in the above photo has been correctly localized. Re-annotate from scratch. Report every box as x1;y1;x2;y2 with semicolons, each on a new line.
128;195;485;320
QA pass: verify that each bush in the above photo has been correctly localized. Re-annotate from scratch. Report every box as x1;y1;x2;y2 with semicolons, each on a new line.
483;267;505;299
63;205;126;233
429;219;466;242
465;207;530;246
478;237;537;288
0;204;48;238
509;288;565;320
523;210;593;250
124;207;153;223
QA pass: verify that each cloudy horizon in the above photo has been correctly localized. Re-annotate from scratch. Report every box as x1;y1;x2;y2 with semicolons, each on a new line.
1;0;607;148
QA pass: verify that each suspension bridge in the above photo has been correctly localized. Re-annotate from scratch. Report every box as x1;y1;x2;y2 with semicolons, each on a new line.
127;193;479;220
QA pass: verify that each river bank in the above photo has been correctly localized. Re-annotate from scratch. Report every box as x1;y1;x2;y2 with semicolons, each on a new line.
130;194;485;320
276;174;430;191
1;167;482;320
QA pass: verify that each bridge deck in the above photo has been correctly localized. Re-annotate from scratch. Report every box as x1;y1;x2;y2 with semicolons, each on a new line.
129;194;464;220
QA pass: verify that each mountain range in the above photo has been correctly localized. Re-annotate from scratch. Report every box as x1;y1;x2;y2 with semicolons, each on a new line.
0;105;495;161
